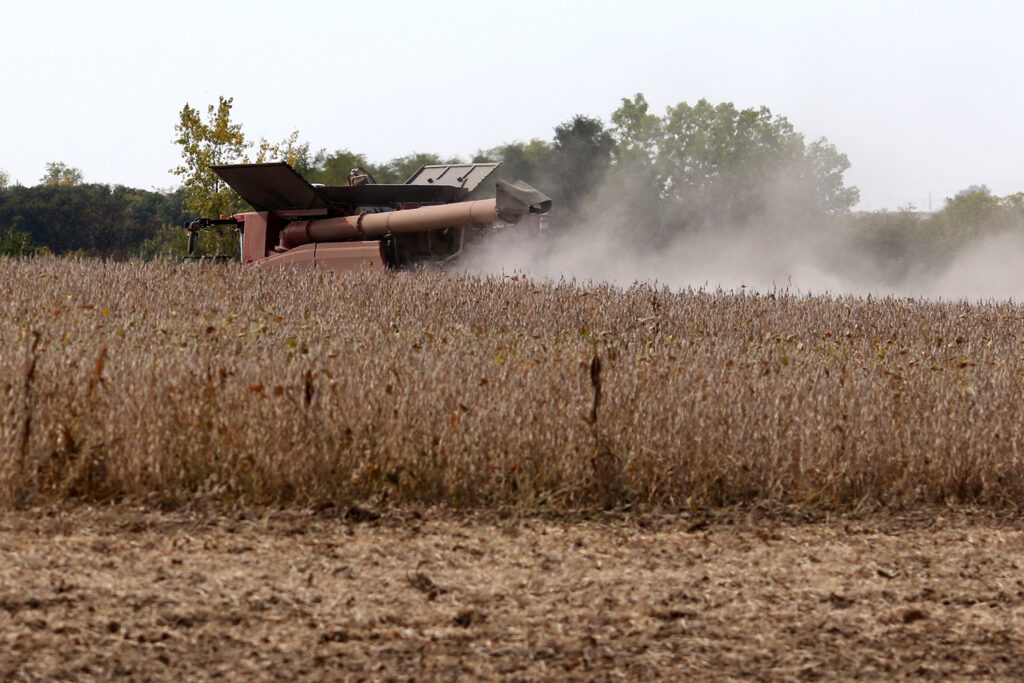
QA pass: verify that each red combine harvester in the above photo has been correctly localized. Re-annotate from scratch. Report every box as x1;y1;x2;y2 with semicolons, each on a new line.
185;161;551;271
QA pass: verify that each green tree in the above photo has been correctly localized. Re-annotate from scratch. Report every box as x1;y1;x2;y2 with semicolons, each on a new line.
0;182;186;256
40;162;84;187
1000;191;1024;219
605;95;666;229
839;188;1024;286
927;189;1009;248
473;139;554;198
0;225;47;257
838;206;924;284
0;169;9;188
374;152;463;185
476;118;614;224
477;140;552;178
610;94;859;234
301;148;373;186
549;115;615;215
662;100;799;223
610;93;662;167
805;138;860;214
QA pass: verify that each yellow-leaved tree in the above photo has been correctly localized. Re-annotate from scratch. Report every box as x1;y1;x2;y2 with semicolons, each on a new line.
159;96;306;258
172;96;248;223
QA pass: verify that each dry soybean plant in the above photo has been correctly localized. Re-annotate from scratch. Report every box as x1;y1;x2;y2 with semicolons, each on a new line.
1;256;1023;511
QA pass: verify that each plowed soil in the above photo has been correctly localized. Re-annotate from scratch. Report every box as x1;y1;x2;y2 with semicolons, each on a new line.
1;507;1022;680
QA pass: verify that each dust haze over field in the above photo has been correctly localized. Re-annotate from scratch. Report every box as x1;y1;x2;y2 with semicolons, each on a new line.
464;183;1024;302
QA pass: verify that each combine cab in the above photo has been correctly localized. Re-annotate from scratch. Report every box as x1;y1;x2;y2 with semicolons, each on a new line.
185;162;551;272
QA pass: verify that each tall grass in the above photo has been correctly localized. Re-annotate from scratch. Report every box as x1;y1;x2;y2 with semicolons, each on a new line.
2;256;1023;510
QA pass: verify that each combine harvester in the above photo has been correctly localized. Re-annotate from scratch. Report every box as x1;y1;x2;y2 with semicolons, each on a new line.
185;162;551;272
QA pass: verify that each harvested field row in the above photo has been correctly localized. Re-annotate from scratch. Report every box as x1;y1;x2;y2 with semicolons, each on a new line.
2;257;1023;510
1;507;1022;680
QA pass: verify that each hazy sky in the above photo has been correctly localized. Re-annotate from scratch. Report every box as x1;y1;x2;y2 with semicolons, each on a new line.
2;0;1021;211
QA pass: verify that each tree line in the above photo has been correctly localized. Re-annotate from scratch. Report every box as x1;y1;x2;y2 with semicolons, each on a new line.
1;93;1019;285
840;188;1024;285
0;162;187;258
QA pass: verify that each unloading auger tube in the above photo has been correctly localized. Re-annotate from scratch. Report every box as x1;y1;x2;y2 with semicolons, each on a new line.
278;180;551;249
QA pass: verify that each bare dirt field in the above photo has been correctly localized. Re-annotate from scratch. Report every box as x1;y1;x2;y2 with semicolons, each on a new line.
2;507;1023;681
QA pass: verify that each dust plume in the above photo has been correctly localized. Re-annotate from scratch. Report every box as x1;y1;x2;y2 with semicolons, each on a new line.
917;232;1024;301
462;180;1024;302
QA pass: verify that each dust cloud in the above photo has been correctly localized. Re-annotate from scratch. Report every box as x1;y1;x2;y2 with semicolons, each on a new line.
920;233;1024;301
462;189;1024;303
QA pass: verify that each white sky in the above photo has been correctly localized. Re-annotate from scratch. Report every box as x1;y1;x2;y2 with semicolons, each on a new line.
1;0;1021;211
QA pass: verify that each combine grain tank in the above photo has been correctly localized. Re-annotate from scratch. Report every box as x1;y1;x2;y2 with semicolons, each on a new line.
185;162;551;272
